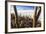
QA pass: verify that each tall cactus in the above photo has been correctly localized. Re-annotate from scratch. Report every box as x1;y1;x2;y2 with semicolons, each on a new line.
14;6;19;28
33;6;41;27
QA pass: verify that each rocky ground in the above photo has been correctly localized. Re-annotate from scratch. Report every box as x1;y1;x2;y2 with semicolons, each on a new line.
11;13;41;28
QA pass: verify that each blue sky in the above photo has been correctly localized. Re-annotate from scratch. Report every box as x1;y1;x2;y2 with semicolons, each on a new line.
15;5;35;10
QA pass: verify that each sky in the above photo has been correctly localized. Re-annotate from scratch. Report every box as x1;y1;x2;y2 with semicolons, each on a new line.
15;5;35;10
13;5;36;17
